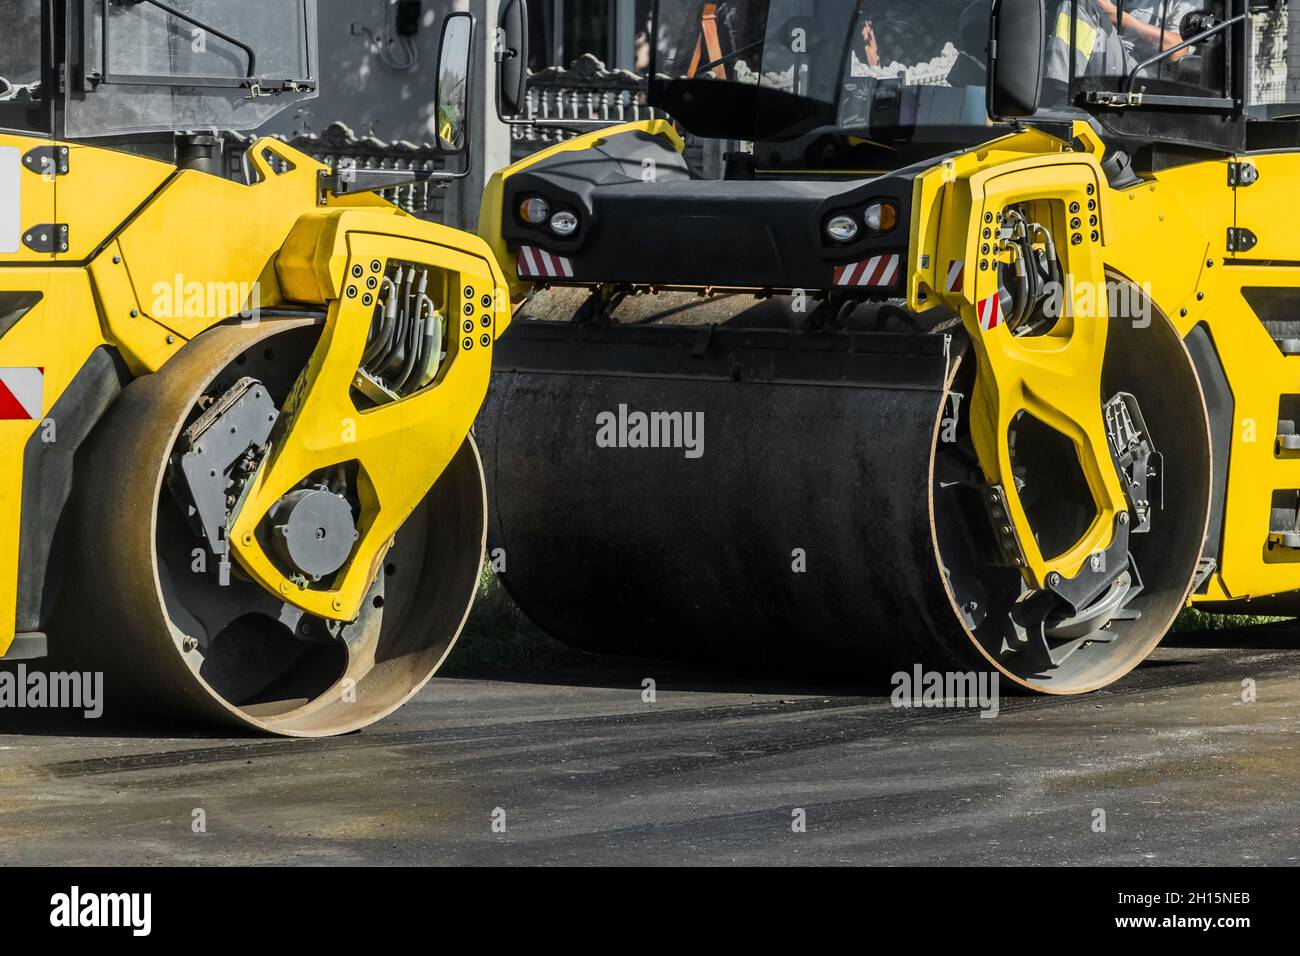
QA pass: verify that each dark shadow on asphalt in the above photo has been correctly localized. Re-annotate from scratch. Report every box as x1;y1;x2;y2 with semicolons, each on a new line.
6;623;1298;739
452;663;889;698
0;705;265;741
1163;620;1300;650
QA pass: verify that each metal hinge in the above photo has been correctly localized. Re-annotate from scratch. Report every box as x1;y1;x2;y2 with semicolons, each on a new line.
21;145;69;177
1228;161;1258;188
1227;227;1258;253
22;224;69;254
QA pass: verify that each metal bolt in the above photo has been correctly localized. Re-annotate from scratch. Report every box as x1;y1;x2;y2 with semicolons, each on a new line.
112;255;121;264
182;637;199;652
1089;554;1101;571
1047;572;1062;587
166;335;175;344
1119;512;1130;525
1197;292;1205;301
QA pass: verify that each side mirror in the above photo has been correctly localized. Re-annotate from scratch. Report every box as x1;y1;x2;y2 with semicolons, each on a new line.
496;0;529;119
987;0;1045;119
435;12;475;154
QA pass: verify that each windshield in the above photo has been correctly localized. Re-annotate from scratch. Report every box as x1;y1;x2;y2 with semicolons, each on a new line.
651;0;1238;151
652;0;998;145
66;0;317;138
1047;0;1229;103
0;0;43;102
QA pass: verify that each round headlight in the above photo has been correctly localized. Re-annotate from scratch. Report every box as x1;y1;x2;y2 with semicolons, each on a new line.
519;196;550;225
550;210;580;237
826;215;860;243
864;201;899;234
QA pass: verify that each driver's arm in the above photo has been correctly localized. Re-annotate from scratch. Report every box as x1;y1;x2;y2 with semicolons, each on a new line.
1095;0;1190;60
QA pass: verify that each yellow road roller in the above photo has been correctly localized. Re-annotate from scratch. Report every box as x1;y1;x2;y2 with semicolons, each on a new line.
0;1;508;734
477;0;1300;693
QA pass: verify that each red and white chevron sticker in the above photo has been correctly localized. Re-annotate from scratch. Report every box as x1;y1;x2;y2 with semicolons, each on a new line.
833;254;900;288
517;245;574;280
945;259;965;293
977;294;1003;332
0;367;43;420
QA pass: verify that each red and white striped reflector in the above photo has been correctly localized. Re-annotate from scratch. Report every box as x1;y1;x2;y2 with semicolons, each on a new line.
517;245;575;280
0;367;43;420
945;259;965;293
977;294;1003;332
833;254;900;288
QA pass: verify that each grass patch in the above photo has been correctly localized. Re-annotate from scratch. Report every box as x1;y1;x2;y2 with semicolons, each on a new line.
1172;607;1288;633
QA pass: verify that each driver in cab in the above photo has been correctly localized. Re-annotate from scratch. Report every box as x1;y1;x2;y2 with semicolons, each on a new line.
1048;0;1201;79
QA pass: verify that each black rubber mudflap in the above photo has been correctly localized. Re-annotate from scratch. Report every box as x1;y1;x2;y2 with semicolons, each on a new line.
476;320;974;677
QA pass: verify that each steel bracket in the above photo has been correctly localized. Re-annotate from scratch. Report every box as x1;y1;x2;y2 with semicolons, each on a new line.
1227;227;1258;253
21;145;69;177
1228;161;1258;188
22;224;69;253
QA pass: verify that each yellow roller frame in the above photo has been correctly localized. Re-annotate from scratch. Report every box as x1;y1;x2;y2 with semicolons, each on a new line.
229;210;506;621
918;127;1128;588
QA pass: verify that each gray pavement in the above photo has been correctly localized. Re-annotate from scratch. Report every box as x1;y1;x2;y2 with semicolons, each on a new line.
1;626;1298;866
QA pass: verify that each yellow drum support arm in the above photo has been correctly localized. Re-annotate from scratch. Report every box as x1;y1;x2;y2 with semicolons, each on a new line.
228;210;508;621
924;149;1130;589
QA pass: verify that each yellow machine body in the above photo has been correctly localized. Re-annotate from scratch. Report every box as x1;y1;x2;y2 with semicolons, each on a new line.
910;121;1288;608
0;132;509;656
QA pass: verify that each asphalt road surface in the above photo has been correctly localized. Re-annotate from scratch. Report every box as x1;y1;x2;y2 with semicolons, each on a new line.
2;626;1298;865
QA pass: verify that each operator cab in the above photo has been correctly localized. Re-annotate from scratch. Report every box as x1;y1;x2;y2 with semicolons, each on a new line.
0;0;318;165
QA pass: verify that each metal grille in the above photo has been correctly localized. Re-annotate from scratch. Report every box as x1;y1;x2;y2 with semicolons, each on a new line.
223;122;450;220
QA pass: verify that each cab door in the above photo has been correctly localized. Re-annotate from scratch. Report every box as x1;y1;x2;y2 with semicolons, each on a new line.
0;0;57;658
0;0;58;267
